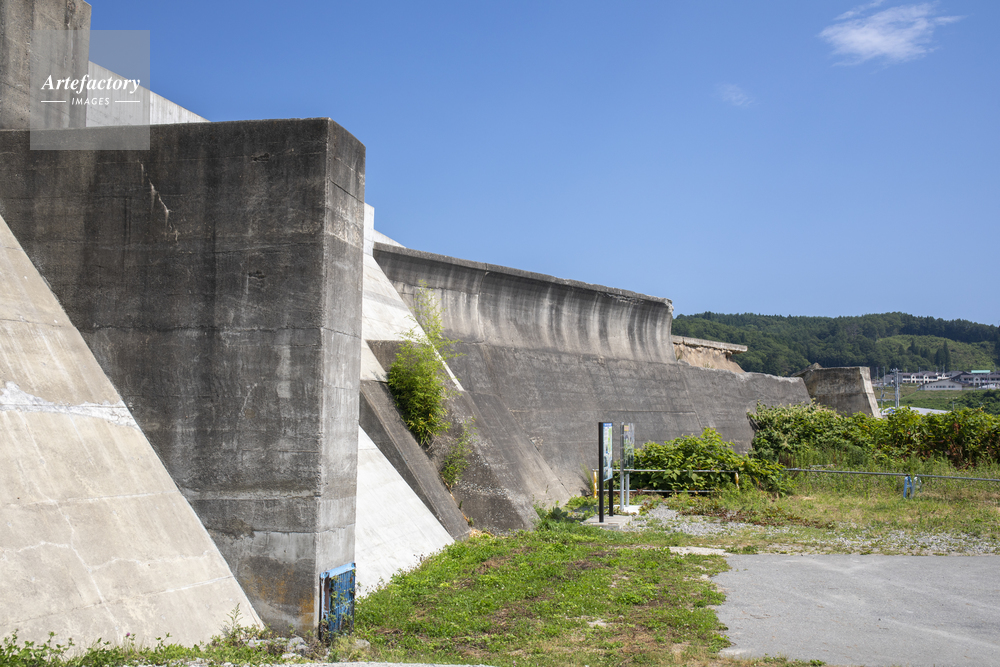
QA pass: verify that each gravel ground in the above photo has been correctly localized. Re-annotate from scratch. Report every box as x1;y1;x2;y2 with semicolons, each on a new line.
631;505;1000;555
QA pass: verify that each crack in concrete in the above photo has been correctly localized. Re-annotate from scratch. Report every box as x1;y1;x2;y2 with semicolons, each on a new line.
0;381;139;429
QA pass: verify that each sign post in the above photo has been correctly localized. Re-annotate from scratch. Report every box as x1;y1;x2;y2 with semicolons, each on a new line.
620;423;634;510
598;422;613;522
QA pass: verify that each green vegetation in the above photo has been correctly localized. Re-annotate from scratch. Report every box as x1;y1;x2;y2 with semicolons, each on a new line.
0;605;336;667
387;285;460;444
892;387;1000;415
748;402;1000;468
441;419;476;489
353;524;809;666
628;428;790;495
672;311;1000;376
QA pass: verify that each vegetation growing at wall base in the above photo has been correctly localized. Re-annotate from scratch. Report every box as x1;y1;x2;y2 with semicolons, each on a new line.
628;428;791;495
748;402;1000;468
387;285;460;445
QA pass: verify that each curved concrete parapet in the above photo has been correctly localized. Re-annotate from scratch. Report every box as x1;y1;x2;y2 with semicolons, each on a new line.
374;243;810;532
373;244;676;365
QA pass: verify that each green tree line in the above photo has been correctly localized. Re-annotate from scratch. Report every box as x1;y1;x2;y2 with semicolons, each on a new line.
672;312;1000;376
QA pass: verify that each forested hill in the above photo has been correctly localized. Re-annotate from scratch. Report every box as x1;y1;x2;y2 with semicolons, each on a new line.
672;312;1000;377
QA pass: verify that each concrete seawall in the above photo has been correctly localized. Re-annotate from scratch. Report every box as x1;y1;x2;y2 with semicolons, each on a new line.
374;244;810;530
0;118;365;632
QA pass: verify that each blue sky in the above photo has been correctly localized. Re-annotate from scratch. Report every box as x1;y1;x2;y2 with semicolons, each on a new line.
91;1;999;325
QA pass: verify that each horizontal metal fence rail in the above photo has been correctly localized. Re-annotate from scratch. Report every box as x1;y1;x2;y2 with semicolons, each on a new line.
785;468;1000;483
622;469;736;474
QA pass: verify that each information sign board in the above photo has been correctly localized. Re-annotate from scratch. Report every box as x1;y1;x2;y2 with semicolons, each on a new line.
621;423;634;469
601;422;614;481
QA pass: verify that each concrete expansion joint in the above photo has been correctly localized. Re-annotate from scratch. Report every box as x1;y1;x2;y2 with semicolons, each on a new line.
182;489;317;501
4;491;178;513
321;325;361;338
90;324;327;338
327;179;361;202
86;551;218;572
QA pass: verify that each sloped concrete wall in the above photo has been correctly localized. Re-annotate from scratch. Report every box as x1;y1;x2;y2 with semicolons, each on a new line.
0;118;365;632
355;426;453;595
358;230;471;540
0;211;260;646
374;244;810;531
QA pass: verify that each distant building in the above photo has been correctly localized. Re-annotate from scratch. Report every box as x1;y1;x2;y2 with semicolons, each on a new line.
952;371;1000;390
895;370;961;385
919;378;973;391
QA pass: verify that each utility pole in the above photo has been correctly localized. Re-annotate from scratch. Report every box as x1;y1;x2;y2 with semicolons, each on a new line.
891;368;900;410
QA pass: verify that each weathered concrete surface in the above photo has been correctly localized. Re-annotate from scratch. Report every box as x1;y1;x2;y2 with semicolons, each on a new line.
715;554;1000;667
0;211;260;646
355;426;453;596
374;244;809;531
794;364;880;417
0;0;91;130
673;335;746;373
0;118;365;632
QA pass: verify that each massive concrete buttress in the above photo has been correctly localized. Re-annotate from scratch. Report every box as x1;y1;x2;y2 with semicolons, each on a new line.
0;118;366;632
0;0;92;130
374;244;810;530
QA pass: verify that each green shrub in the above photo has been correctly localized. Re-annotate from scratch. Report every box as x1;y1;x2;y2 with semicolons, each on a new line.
441;420;475;489
630;428;791;495
747;402;1000;469
747;402;875;465
387;286;460;445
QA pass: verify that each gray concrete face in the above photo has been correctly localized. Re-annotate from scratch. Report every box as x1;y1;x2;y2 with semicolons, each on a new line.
0;0;91;130
0;211;261;645
794;365;880;417
0;118;365;632
374;244;809;531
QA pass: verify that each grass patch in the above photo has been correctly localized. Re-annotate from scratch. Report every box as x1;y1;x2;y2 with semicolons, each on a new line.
0;606;339;667
653;460;1000;555
354;523;824;666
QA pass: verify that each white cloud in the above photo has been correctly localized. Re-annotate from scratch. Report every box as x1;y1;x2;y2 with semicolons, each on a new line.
835;0;887;21
717;83;753;108
820;2;962;65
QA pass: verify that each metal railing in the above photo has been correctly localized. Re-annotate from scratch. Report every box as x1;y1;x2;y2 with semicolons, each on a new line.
596;466;1000;500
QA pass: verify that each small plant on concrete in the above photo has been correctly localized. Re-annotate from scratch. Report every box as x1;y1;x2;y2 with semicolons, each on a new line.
441;419;476;489
388;284;460;445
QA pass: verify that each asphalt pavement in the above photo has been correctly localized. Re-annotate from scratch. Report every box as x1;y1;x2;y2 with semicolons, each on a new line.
713;554;1000;667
